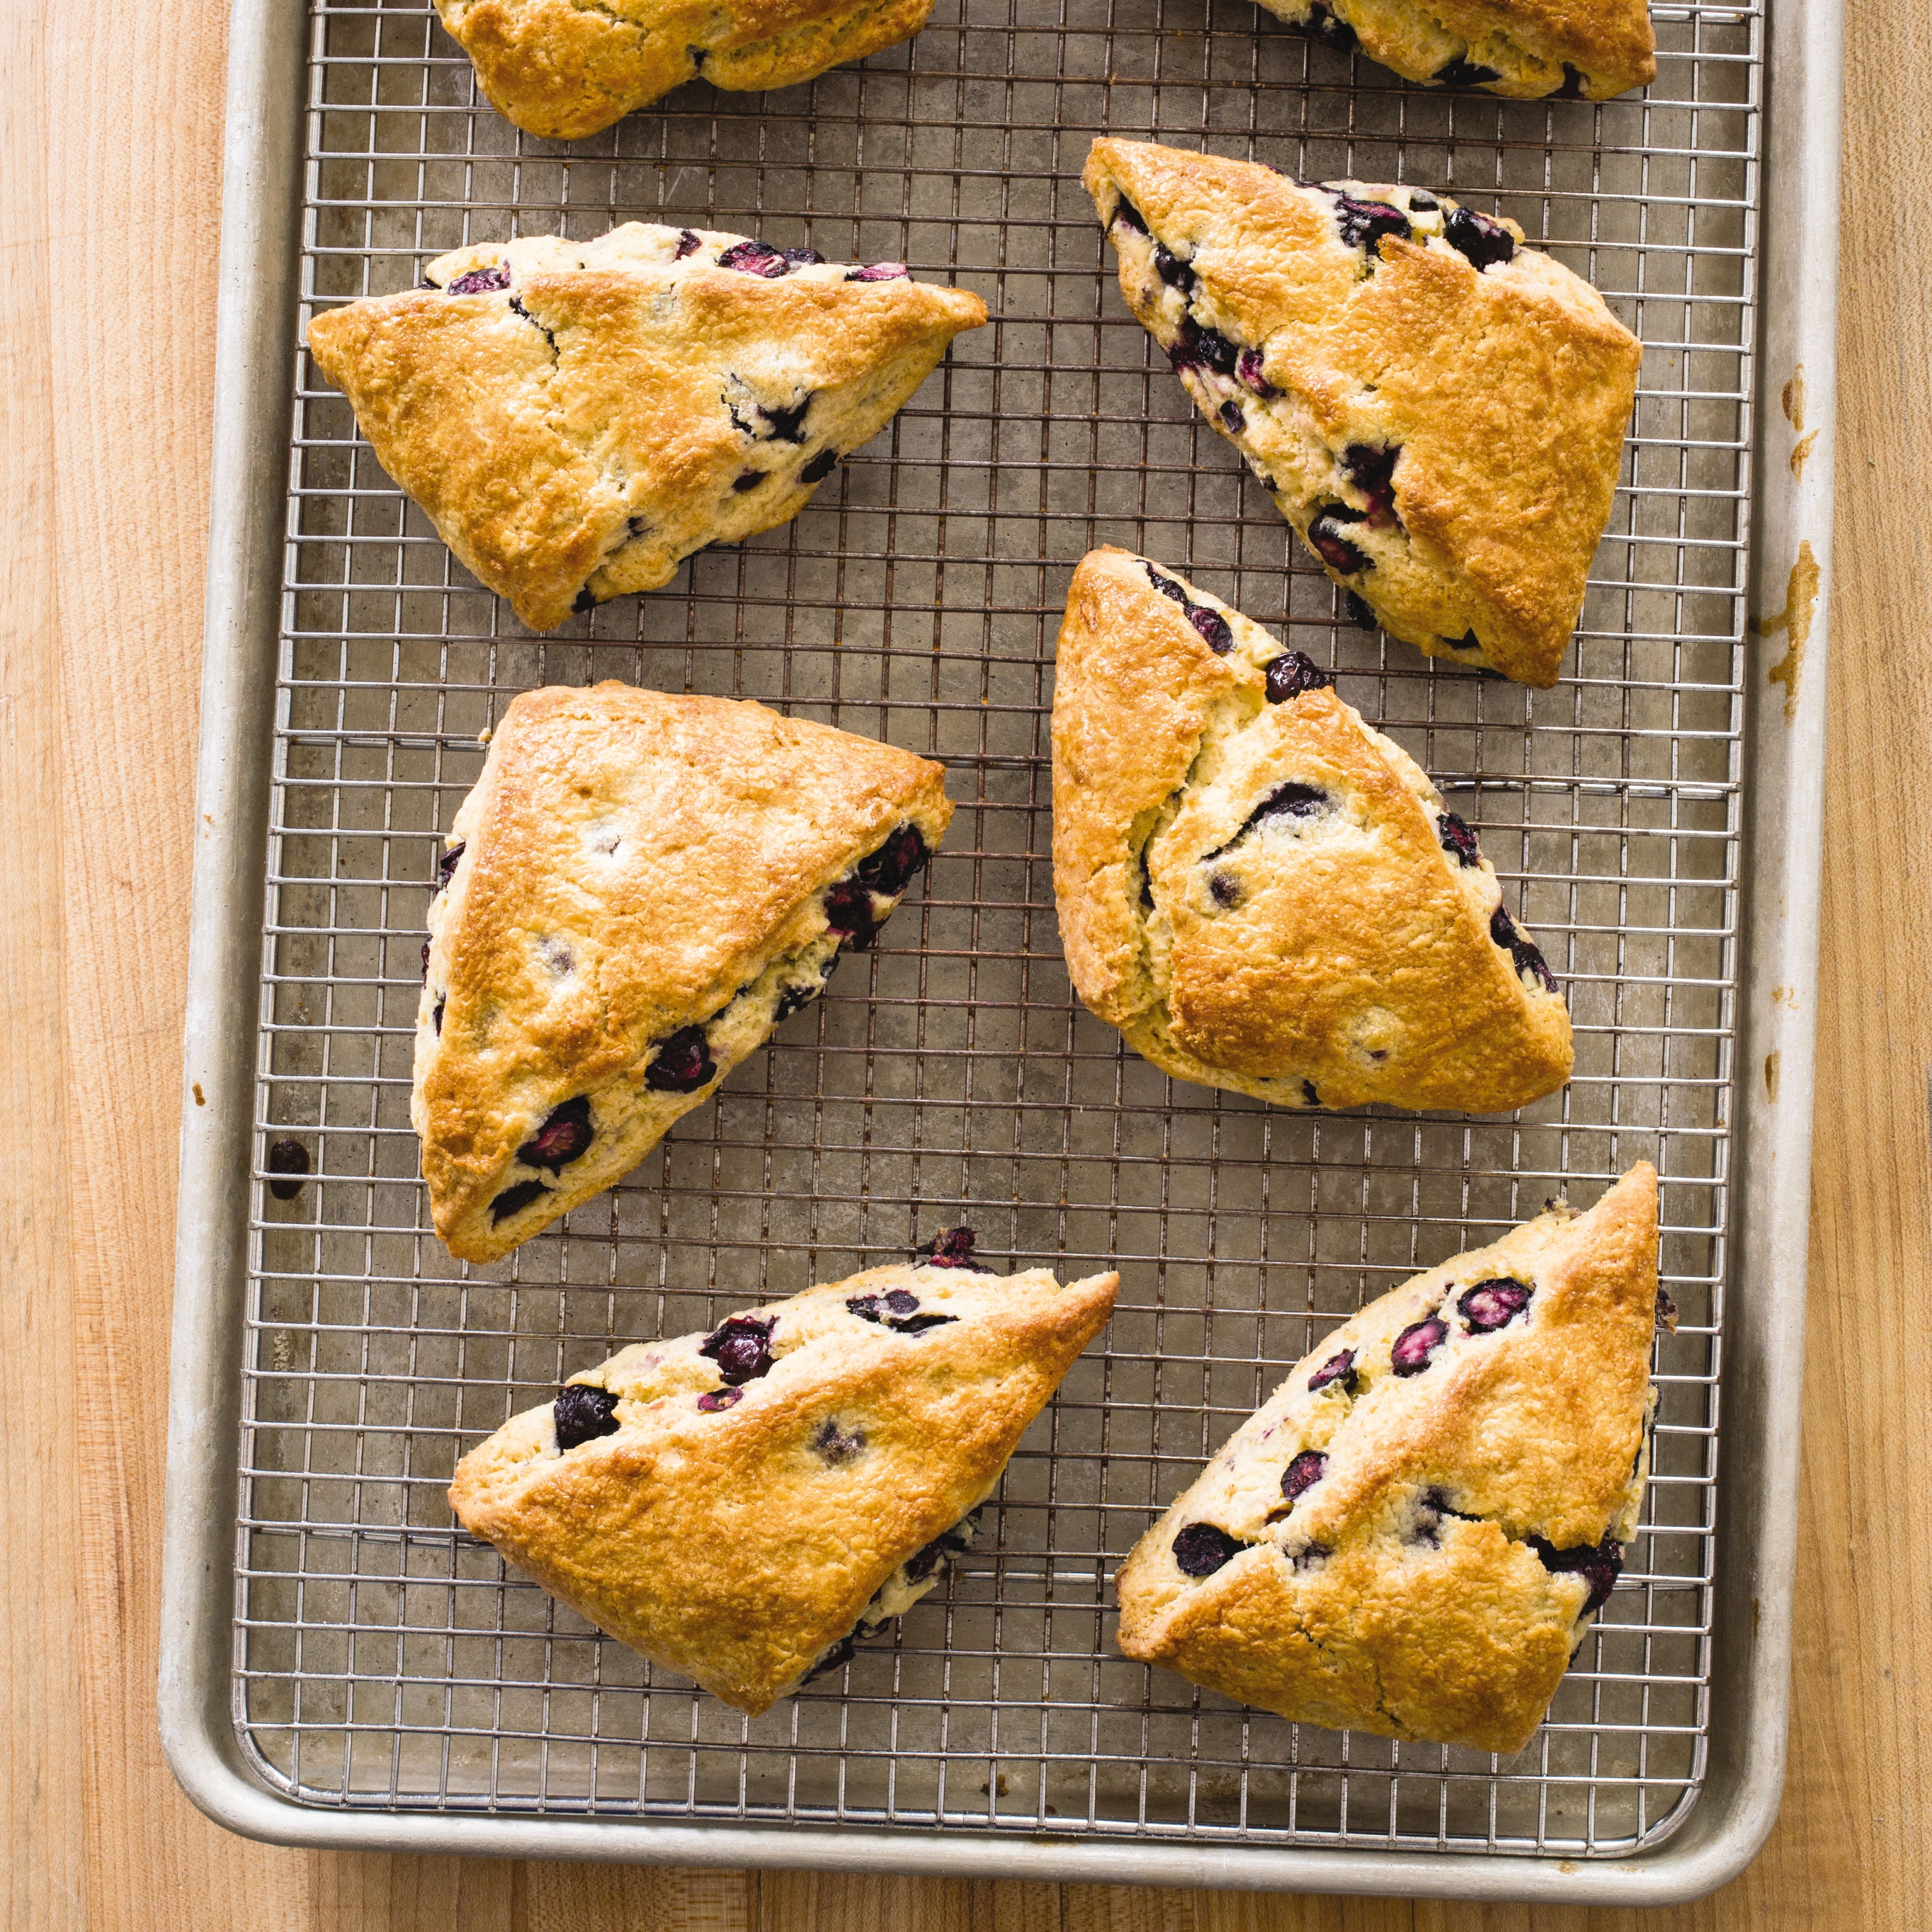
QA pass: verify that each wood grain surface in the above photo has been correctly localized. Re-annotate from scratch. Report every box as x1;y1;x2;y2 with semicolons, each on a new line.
2;0;1924;1924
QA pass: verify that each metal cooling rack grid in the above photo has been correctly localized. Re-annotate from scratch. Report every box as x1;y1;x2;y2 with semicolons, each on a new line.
234;0;1754;1857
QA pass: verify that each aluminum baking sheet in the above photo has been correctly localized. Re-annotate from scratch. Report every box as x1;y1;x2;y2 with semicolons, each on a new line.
160;0;1841;1899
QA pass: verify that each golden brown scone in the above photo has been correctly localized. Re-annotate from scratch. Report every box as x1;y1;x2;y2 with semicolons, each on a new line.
1116;1164;1658;1755
450;1237;1120;1712
1084;140;1643;688
1052;548;1573;1114
1256;0;1653;102
436;0;937;141
305;223;987;631
416;681;953;1262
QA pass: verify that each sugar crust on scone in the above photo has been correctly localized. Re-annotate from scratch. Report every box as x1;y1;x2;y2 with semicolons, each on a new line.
449;1252;1120;1712
1051;547;1573;1114
305;222;987;632
1084;140;1643;688
436;0;937;141
1115;1163;1658;1756
416;681;953;1263
1256;0;1654;103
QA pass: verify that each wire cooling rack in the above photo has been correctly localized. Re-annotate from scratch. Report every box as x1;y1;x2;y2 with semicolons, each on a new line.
239;0;1756;1858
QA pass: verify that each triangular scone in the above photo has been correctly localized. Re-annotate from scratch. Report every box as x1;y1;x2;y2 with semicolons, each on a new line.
1116;1164;1658;1756
449;1239;1120;1711
1256;0;1654;103
1084;141;1642;688
436;0;936;141
1052;549;1572;1114
416;681;953;1263
306;224;987;631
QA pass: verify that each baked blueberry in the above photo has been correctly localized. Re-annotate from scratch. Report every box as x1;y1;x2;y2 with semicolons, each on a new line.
918;1226;993;1271
518;1094;595;1171
1550;62;1587;98
489;1177;550;1224
700;1314;776;1385
1341;443;1399;521
1302;1;1358;50
883;1288;921;1312
856;822;929;894
804;1633;857;1681
781;247;824;268
696;1387;743;1412
1279;1450;1329;1505
1390;1314;1449;1375
717;239;792;277
1528;1534;1623;1613
1146;563;1187;607
572;587;596;615
1437;812;1481;868
1173;1523;1245;1576
892;1312;959;1334
813;1419;865;1462
266;1138;311;1201
1220;400;1245;433
1307;1347;1358;1394
553;1383;621;1448
800;448;839;482
1411;1486;1479;1546
1190;603;1234;653
1200;781;1331;865
437;841;466;889
447;265;510;295
1302;1079;1321;1106
732;469;763;491
1249;783;1330;838
1490;907;1556;990
1434;54;1501;84
1153;242;1196;292
1307;508;1371;574
645;1023;716;1093
1264;650;1336;704
907;1511;982;1583
1237;348;1280;397
1111;196;1149;234
432;998;445;1035
674;229;702;258
1330;195;1411;256
1459;1277;1533;1332
1407;190;1439;212
1445;206;1518;271
1166;314;1239;377
823;878;880;948
847;261;910;281
1343;590;1378;632
1208;870;1243;909
759;395;812;443
773;974;826;1023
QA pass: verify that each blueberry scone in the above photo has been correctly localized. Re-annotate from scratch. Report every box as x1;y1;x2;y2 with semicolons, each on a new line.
449;1235;1120;1712
1084;140;1643;688
436;0;936;142
1052;548;1572;1115
1258;0;1654;103
305;224;987;631
418;681;952;1263
1116;1163;1659;1755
